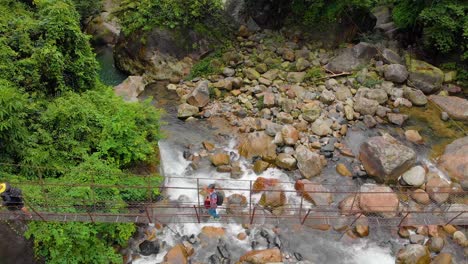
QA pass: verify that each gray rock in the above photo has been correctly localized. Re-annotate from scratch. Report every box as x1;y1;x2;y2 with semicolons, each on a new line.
381;49;402;64
363;115;377;128
359;134;416;183
295;58;311;71
365;89;388;104
441;111;449;121
325;49;363;73
223;67;235;77
244;68;261;80
387;113;408;126
262;69;279;81
409;234;425;244
401;166;426;187
428;237;444;253
311;119;333;136
396;244;430;264
275;153;297;170
295;145;324;178
384;64;408;83
325;78;339;90
301;102;321;123
255;63;268;74
354;97;379;116
344;105;355;120
114;76;145;102
352;42;378;59
177;103;199;118
403;87;427;106
287;72;306;83
376;105;390;118
187;81;210;107
335;86;353;101
320;90;336;104
277;112;294;124
429;95;468;121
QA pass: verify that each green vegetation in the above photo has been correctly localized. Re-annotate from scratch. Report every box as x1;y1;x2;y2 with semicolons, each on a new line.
305;66;325;83
188;50;224;79
0;0;163;263
115;0;224;35
290;0;376;26
392;0;467;60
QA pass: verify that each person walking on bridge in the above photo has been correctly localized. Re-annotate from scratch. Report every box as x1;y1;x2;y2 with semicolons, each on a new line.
0;182;32;219
204;184;220;220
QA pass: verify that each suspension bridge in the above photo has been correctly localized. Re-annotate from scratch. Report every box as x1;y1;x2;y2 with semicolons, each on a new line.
1;175;467;228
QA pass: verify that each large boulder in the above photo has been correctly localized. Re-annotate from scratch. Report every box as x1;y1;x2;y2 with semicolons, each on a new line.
295;179;332;206
401;166;426;187
359;134;416;183
259;186;286;208
438;136;468;182
295;145;324;178
85;12;120;45
407;58;444;94
403;87;427;106
429;95;468;121
431;253;452;264
187;81;210;108
177;103;199;119
275;153;297;170
239;248;282;264
384;64;408;83
114;76;145;102
359;184;399;217
325;43;377;73
281;125;299;145
114;28;206;80
396;244;430;264
381;48;402;64
163;243;193;264
253;177;279;193
238;132;277;161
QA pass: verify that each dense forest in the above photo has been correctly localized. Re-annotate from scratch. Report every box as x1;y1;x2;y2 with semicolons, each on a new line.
0;0;466;263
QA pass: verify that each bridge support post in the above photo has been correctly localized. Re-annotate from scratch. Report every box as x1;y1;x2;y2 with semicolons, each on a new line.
301;209;312;225
446;211;464;225
87;211;94;223
249;180;252;218
194;205;200;223
250;206;256;225
24;200;46;222
197;179;201;217
299;194;304;221
398;212;410;227
145;207;152;224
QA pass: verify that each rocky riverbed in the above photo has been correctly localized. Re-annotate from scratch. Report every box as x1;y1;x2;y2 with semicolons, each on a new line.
109;25;468;263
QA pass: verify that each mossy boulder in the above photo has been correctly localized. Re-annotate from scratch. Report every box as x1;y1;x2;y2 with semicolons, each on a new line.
406;58;444;94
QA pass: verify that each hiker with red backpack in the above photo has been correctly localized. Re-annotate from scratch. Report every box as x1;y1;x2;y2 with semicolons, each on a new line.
204;184;222;220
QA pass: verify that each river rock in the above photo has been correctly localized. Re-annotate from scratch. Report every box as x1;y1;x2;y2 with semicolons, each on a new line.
226;194;247;215
339;195;360;215
301;102;321;122
275;153;297;170
253;177;279;193
384;64;408;83
453;231;467;246
287;72;306;83
187;81;210;107
253;160;270;174
387;113;408;126
200;226;226;238
319;90;335;105
325;48;363;73
438;136;468;182
210;152;230;166
366;89;388;104
344;105;355;120
336;163;352;177
396;244;430;264
260;186;286;208
283;49;295;62
139;240;160;256
238;132;277;161
296;58;310;71
429;95;468;121
355;224;369;237
428;237;444;253
178;103;199;118
354;97;379;116
431;253;452;264
410;189;431;205
223;67;235;77
295;145;324;178
403;87;428;106
262;69;279;81
359;184;399;217
114;76;145;102
295;179;332;206
407;59;444;94
359;134;416;183
405;130;423;144
409;234;425;244
244;68;261;80
85;13;120;45
239;248;282;263
277;112;294;124
352;42;378;59
256;63;268;74
311;119;333;136
381;48;402;64
281;125;299;145
163;243;192;264
426;176;451;203
364;115;377;128
335;86;353;101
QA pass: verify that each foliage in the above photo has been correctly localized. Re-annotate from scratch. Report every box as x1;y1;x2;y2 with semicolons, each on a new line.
115;0;224;35
0;0;98;96
188;50;224;79
0;1;165;263
440;62;468;86
70;0;102;22
290;0;376;26
305;66;325;82
25;222;135;264
392;0;467;59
